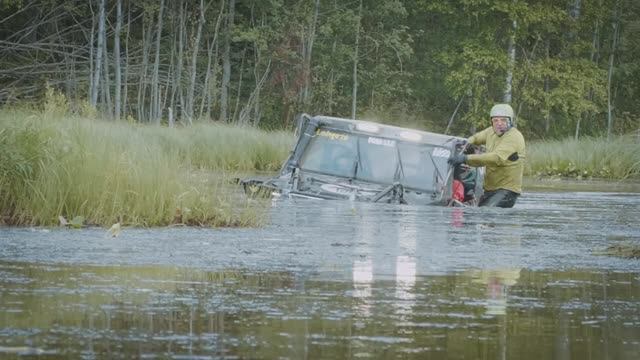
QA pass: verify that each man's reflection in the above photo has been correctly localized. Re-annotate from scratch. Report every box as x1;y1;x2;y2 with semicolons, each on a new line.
468;268;521;316
352;259;373;317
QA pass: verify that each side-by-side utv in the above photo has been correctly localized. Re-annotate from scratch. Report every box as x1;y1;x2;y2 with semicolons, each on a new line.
241;114;483;206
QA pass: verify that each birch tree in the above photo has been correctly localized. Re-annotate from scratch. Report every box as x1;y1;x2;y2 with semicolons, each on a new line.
351;0;362;119
606;0;620;139
90;0;106;107
114;0;123;120
220;0;235;122
186;0;206;123
503;17;516;105
150;0;165;124
302;0;320;105
199;0;225;120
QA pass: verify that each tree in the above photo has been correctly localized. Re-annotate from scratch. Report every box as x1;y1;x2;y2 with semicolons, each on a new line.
90;0;106;107
114;0;123;120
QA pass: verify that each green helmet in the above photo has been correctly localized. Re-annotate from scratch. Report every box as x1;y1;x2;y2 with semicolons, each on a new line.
490;104;514;128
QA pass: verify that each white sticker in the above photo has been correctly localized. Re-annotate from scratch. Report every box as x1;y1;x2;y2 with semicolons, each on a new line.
432;148;451;158
368;137;396;147
320;184;352;195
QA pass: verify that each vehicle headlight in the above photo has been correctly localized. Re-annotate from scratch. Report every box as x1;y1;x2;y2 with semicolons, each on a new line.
355;122;381;133
399;131;422;142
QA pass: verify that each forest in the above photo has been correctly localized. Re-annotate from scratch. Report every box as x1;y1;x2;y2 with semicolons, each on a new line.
1;0;639;139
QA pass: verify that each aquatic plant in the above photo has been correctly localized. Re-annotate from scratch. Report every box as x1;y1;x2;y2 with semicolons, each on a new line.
526;135;640;179
0;109;286;227
594;244;640;259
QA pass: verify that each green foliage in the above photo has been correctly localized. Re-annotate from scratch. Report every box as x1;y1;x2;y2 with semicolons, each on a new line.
43;84;69;118
441;41;508;129
69;215;85;228
0;0;638;140
519;58;606;136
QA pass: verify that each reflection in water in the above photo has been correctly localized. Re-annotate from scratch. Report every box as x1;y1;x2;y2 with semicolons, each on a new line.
395;256;416;299
1;261;639;359
352;259;373;317
395;207;418;313
1;190;640;358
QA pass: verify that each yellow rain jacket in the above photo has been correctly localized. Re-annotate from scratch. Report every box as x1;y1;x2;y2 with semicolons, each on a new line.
466;127;526;194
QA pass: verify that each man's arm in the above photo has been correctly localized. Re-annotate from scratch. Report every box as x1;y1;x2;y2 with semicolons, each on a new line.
466;132;522;167
468;127;491;146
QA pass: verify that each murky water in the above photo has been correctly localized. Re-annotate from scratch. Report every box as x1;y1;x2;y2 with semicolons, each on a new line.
1;190;639;359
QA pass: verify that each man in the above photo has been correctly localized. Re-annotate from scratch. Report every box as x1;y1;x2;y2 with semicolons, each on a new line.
448;104;526;208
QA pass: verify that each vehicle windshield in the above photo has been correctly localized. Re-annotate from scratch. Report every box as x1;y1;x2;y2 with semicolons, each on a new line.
298;128;451;191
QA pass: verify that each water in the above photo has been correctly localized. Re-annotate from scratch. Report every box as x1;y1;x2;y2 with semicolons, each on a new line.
0;190;639;359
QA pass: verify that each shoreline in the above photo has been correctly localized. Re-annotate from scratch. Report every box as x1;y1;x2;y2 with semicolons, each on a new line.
524;177;640;193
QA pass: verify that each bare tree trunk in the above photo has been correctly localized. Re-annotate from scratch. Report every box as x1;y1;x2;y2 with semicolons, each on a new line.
351;0;362;120
303;0;320;105
200;0;226;120
206;40;220;119
328;38;336;114
606;2;619;140
445;96;464;135
220;0;235;122
232;48;246;124
167;11;177;118
240;60;271;126
172;0;185;122
102;31;112;118
114;0;122;120
200;37;216;120
137;21;153;122
163;57;173;116
503;18;516;104
200;38;214;120
577;18;600;139
569;0;581;20
544;39;551;134
571;0;583;139
89;13;95;105
252;33;262;126
150;0;165;124
90;0;106;107
53;14;74;102
122;3;131;119
249;5;262;125
186;0;206;123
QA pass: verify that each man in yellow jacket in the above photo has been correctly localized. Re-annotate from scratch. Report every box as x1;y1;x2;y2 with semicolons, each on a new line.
448;104;526;208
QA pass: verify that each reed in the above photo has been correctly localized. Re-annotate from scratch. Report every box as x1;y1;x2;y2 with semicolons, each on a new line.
0;109;292;227
526;135;640;179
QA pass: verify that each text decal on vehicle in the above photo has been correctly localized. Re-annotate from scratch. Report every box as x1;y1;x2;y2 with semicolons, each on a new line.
432;148;451;158
368;137;396;147
316;129;349;141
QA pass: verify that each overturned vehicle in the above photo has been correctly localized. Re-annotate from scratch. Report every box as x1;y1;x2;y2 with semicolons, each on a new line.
241;114;483;206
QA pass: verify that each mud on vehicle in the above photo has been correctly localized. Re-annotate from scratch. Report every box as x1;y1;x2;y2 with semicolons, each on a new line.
241;114;484;206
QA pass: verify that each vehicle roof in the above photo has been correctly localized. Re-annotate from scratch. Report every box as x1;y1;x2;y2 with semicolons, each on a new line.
312;115;461;147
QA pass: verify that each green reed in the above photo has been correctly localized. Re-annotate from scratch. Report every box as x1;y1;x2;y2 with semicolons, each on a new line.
0;110;292;227
526;135;640;179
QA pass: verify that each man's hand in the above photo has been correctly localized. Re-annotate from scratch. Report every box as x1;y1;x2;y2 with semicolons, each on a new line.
455;139;468;147
448;154;467;166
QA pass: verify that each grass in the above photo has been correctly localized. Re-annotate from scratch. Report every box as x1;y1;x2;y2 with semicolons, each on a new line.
2;105;638;227
526;135;640;180
0;109;293;227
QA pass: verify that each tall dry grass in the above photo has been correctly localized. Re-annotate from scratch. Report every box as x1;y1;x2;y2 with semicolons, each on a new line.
0;109;293;227
526;135;640;179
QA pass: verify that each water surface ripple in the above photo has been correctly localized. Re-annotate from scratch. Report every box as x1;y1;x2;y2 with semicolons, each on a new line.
0;190;639;359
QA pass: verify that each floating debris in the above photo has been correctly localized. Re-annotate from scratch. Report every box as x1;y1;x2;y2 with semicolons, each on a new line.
595;244;640;259
108;222;121;237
